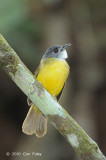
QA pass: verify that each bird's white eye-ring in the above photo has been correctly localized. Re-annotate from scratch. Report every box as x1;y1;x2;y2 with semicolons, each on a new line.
54;48;58;53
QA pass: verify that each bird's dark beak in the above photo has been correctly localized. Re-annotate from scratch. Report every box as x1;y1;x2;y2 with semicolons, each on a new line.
61;43;71;51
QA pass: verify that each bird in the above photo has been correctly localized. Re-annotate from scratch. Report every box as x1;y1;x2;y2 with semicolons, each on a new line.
22;43;71;138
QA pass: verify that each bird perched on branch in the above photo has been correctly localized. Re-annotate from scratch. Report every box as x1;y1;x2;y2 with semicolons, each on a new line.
22;44;71;137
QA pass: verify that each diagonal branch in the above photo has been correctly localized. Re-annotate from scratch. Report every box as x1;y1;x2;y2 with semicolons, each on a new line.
0;34;105;160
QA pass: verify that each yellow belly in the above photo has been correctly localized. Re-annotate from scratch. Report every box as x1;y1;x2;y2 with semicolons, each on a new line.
36;58;70;97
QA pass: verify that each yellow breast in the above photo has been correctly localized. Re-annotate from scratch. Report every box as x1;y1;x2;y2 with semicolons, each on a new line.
36;58;70;97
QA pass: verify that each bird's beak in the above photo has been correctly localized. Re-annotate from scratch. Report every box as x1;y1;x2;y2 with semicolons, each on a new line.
61;43;71;51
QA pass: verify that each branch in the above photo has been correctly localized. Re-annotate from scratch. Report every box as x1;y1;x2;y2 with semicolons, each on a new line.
0;34;105;160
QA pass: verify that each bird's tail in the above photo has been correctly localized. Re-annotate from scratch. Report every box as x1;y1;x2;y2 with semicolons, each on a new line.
22;104;47;137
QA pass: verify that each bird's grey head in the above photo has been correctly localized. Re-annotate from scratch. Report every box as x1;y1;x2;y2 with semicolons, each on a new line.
42;44;71;60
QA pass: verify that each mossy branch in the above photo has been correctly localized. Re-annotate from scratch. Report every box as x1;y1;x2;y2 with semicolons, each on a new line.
0;34;105;160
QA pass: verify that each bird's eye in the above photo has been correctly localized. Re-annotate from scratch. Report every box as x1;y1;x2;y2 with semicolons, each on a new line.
54;48;58;53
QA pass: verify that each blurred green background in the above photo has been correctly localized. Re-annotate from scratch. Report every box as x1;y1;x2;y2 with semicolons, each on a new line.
0;0;106;160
